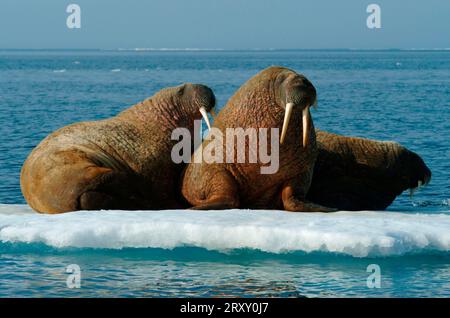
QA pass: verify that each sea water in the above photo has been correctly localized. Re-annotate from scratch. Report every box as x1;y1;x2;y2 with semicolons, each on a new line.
0;49;449;297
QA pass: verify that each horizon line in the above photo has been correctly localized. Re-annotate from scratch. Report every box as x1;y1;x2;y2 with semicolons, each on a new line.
1;47;450;52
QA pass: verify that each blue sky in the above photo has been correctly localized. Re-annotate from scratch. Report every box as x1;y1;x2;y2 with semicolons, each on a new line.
0;0;449;49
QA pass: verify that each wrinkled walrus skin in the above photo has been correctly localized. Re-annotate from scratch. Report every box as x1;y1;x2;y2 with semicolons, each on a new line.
307;130;432;210
21;84;215;214
181;66;335;212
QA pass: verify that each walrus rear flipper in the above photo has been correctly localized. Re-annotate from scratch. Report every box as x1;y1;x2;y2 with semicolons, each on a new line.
77;169;150;211
307;130;431;211
78;191;116;210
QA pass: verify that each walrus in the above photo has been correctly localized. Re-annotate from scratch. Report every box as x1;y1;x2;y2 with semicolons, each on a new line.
181;66;335;212
307;130;431;210
21;83;215;214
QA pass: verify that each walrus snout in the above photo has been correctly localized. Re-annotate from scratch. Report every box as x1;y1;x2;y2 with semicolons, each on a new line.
280;73;317;107
400;149;432;189
184;83;216;111
385;144;432;199
279;73;317;147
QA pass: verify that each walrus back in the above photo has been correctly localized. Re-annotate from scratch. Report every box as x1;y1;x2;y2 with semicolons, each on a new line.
20;120;140;213
307;130;431;210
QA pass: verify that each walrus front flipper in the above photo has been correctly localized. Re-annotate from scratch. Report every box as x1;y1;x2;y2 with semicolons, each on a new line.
190;199;239;210
307;130;431;211
184;169;240;210
281;182;337;213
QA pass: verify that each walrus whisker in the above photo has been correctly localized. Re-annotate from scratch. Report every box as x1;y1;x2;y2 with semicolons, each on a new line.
280;102;294;144
199;106;212;131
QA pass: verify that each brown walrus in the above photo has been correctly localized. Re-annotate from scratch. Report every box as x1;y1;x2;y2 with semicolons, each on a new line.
307;130;431;210
181;66;335;212
21;83;215;214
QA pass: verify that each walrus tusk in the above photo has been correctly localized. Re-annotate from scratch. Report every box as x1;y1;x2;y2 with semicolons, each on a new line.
199;106;212;131
280;102;294;144
302;106;310;148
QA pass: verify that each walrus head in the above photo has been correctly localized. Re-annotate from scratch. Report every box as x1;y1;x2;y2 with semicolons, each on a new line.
175;83;216;130
154;83;215;130
393;144;432;192
275;69;317;147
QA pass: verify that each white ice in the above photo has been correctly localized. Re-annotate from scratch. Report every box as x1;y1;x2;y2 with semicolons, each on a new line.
0;204;449;257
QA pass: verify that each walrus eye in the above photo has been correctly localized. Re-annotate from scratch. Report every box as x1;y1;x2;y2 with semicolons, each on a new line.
199;106;212;131
177;86;185;96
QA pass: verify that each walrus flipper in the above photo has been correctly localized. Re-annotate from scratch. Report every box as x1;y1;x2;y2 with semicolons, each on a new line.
307;130;431;211
187;170;240;210
281;177;337;213
77;167;152;211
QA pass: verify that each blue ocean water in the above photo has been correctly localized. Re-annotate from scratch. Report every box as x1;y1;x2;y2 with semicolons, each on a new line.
0;50;449;297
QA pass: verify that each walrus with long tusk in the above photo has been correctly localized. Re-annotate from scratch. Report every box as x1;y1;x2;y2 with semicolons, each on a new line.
307;130;432;210
181;66;335;212
21;83;215;214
